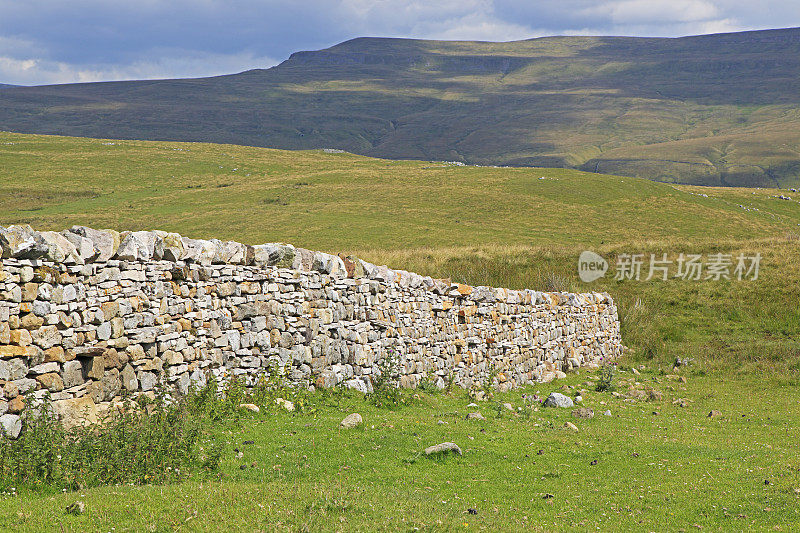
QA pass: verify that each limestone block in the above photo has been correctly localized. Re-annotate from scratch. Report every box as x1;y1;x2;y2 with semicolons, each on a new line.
0;225;48;259
39;231;82;264
0;414;22;438
121;364;138;391
212;240;247;264
30;362;59;375
36;372;64;392
85;356;105;380
138;371;157;391
116;231;157;261
66;226;119;262
53;396;98;429
100;369;121;401
252;243;296;268
32;325;61;349
312;252;346;277
62;360;84;388
154;232;185;261
61;231;97;263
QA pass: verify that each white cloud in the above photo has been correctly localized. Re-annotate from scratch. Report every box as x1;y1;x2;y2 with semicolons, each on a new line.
333;1;539;42
577;0;751;37
0;51;277;86
423;19;540;42
588;0;720;24
693;17;743;34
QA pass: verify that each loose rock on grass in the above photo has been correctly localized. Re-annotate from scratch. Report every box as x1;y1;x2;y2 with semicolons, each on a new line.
275;398;294;411
572;407;594;419
65;501;85;515
340;413;363;429
544;392;574;408
425;442;462;457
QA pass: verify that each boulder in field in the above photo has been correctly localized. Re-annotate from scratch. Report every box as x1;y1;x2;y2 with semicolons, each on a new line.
424;442;462;457
543;392;574;408
340;413;363;429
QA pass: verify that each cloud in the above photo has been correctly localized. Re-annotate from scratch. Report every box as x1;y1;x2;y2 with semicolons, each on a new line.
587;0;720;24
332;0;535;41
0;0;798;85
0;50;277;86
423;19;542;42
694;17;742;34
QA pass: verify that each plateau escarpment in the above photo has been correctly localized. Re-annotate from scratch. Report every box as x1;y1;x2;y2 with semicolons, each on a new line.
1;28;800;186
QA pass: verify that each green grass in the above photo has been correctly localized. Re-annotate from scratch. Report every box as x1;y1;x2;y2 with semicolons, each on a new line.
1;131;799;372
1;132;799;250
1;132;799;530
2;370;799;531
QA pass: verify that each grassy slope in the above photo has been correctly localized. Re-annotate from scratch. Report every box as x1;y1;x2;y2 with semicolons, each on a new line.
1;132;798;248
1;132;799;530
1;28;800;186
1;131;799;371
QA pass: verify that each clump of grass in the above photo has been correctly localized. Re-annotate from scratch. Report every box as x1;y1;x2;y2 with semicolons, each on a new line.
188;374;248;421
366;349;408;409
0;394;222;492
540;270;575;293
261;196;288;206
249;361;320;414
417;371;442;394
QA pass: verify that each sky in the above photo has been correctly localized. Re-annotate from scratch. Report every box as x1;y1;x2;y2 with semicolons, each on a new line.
1;0;799;86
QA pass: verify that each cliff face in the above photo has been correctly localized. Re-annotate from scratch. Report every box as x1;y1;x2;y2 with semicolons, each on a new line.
284;48;526;73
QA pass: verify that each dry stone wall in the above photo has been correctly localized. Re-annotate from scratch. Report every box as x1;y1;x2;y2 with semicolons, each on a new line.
0;224;622;435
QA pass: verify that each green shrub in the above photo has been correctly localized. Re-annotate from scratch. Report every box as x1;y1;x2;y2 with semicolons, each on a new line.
0;394;221;492
596;364;617;392
366;349;408;409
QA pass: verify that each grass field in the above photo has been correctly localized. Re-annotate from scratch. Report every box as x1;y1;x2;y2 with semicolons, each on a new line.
1;132;799;531
2;370;799;531
2;131;799;249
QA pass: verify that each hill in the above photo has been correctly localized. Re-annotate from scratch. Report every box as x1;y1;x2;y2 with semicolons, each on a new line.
1;28;800;186
1;131;799;373
2;131;799;248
